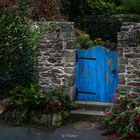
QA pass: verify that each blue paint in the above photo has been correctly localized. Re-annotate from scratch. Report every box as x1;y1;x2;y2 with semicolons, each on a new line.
76;46;118;102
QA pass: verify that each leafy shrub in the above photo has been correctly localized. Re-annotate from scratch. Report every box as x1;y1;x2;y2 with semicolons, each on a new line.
0;7;34;95
93;38;106;46
10;84;46;124
60;0;117;20
0;7;49;96
75;33;107;49
75;15;122;43
3;86;73;125
75;34;93;49
87;0;117;15
122;0;140;14
101;92;140;139
76;14;140;43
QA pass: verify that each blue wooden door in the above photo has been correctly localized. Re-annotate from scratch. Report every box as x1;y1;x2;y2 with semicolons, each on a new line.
76;46;118;102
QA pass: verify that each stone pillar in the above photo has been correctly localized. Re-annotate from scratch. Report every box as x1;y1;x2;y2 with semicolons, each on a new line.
38;22;75;100
118;22;140;93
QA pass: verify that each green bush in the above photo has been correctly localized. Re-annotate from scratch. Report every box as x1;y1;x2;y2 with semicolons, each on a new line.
75;14;140;43
60;0;117;20
87;0;117;15
75;34;93;49
10;84;46;124
75;15;122;43
0;7;49;96
122;0;140;14
0;84;74;127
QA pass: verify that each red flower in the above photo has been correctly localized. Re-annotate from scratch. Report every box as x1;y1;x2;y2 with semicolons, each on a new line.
50;103;56;107
114;89;119;93
114;131;121;137
126;108;131;111
129;131;136;137
112;96;118;102
135;116;140;121
105;112;113;116
138;122;140;127
121;115;127;121
109;124;113;129
115;107;120;111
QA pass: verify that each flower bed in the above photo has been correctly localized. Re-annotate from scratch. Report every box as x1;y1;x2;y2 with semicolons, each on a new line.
0;85;73;127
101;91;140;139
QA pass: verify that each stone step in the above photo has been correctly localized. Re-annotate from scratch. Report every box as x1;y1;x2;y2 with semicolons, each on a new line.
74;101;112;111
70;109;105;122
71;110;105;116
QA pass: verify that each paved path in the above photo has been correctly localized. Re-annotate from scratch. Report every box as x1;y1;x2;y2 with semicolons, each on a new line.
0;123;117;140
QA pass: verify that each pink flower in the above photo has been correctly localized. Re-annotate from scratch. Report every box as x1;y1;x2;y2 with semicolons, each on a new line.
112;96;118;102
114;89;119;93
135;116;140;121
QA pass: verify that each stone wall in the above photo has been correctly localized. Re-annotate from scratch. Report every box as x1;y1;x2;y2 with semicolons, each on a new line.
38;22;75;100
118;22;140;93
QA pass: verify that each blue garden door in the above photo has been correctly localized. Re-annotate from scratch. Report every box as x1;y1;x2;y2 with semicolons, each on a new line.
76;46;118;102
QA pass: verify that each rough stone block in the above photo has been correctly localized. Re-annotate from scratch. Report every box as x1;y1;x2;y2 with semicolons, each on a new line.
63;50;76;62
118;64;125;73
48;56;57;63
117;47;123;57
118;74;125;84
118;57;127;64
132;87;140;93
54;43;63;50
127;82;140;87
66;41;75;49
65;67;75;75
130;59;140;67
